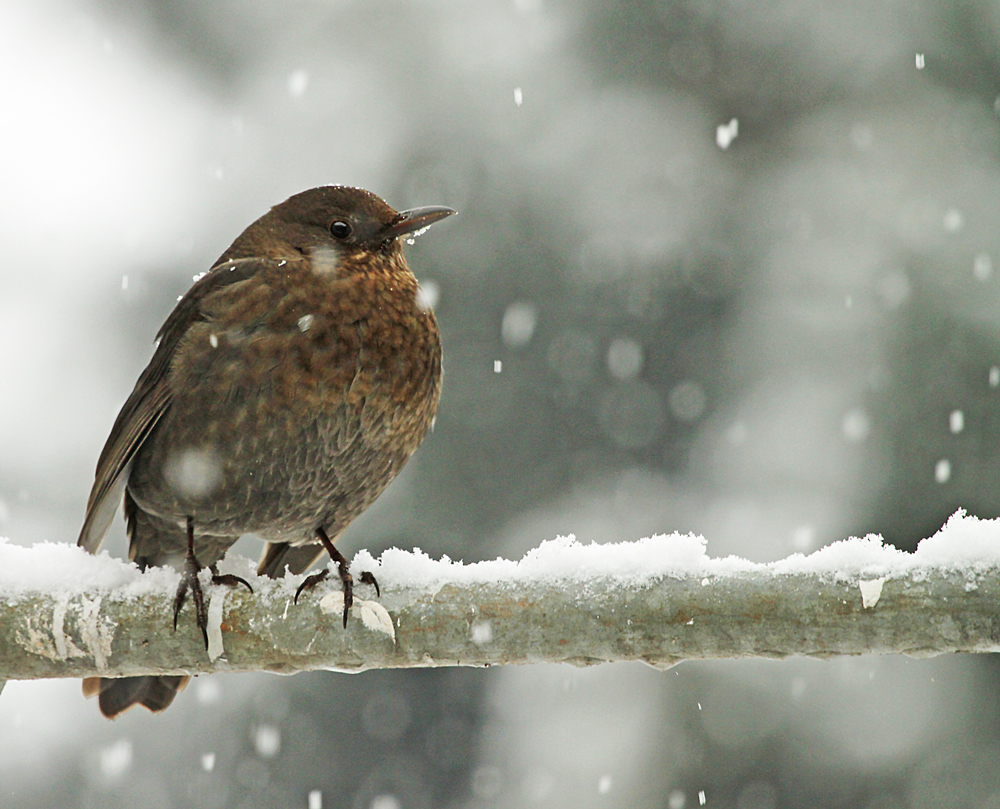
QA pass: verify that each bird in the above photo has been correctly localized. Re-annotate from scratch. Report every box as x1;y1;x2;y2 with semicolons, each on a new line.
77;185;454;718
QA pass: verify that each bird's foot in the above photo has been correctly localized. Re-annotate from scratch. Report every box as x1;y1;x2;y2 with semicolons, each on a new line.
293;528;380;627
172;518;253;649
172;549;208;647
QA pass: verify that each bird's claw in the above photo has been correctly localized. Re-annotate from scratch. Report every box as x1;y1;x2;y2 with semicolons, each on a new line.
294;569;330;604
209;567;253;594
358;570;380;598
293;562;380;628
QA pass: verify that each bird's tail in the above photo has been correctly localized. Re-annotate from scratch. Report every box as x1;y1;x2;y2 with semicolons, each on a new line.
83;675;190;718
256;541;326;577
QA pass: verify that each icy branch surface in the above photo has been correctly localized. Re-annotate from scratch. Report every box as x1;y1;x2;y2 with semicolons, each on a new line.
2;510;1000;681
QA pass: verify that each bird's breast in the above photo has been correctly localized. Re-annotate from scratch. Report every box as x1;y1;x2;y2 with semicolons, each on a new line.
129;263;442;536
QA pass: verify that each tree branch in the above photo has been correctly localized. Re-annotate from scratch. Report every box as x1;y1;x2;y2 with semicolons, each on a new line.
3;519;1000;681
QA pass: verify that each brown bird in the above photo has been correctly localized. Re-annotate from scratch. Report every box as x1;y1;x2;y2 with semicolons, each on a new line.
78;186;453;718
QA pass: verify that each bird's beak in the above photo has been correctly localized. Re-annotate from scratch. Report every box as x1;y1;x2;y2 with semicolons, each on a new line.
382;206;457;241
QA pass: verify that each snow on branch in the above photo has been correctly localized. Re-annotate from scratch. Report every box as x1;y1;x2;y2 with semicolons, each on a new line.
2;510;1000;682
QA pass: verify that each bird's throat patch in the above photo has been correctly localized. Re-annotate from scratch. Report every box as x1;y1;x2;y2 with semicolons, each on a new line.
310;245;342;276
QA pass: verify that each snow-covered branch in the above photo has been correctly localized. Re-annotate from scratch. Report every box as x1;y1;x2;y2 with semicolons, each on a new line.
3;511;1000;681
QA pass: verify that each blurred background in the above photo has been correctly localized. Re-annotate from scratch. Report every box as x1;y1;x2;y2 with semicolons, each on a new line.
2;0;1000;805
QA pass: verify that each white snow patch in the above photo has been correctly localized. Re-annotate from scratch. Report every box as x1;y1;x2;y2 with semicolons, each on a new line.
354;510;1000;589
51;597;70;660
2;511;1000;605
206;589;227;661
353;532;729;590
0;539;178;600
318;590;345;616
79;595;113;671
471;620;493;645
859;578;885;608
358;599;395;639
316;589;394;639
404;221;441;246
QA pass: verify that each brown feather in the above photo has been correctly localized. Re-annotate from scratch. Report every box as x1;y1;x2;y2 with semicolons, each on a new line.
77;258;272;552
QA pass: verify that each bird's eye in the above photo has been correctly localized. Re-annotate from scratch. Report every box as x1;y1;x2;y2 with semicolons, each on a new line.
329;220;353;240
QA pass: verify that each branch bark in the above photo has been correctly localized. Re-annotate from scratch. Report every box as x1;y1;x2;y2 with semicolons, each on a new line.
3;549;1000;681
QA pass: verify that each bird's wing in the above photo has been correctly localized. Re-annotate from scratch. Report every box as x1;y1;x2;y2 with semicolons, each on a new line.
78;258;271;552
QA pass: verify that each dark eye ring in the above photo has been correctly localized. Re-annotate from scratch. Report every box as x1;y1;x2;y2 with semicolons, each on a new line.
330;220;353;240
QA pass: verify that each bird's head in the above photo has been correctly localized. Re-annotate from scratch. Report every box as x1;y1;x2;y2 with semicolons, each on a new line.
216;186;455;276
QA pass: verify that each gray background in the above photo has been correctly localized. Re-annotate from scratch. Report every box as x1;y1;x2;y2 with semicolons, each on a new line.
2;0;1000;806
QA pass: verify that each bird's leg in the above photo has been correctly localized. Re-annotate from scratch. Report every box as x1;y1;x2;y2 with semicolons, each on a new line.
173;516;208;647
294;527;380;627
173;517;253;649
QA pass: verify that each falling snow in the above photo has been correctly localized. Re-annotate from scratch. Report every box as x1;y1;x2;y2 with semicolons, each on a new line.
716;118;738;149
288;69;309;97
254;725;281;758
974;253;993;281
99;739;132;780
950;410;964;434
501;301;538;347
